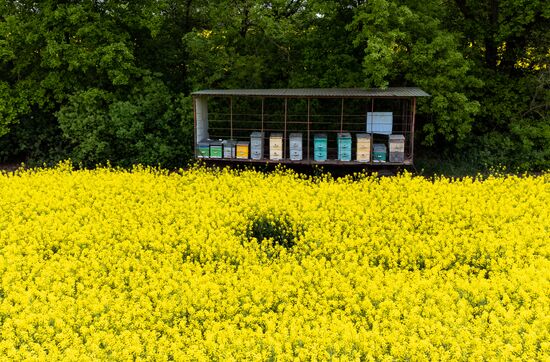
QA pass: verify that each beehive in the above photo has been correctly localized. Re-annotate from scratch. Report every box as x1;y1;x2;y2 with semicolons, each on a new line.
269;132;283;160
289;133;303;161
366;112;393;135
209;141;223;159
197;141;210;158
314;134;328;162
236;142;249;159
337;133;352;161
222;140;236;159
373;143;387;162
250;132;264;160
388;134;405;163
356;134;371;162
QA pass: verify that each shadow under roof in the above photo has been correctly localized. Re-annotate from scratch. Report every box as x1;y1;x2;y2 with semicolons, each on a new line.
192;87;430;98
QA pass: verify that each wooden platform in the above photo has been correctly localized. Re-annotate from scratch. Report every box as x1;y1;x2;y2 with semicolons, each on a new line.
199;157;412;166
198;158;413;176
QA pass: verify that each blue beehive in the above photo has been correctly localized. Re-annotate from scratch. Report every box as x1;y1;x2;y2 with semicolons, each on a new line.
250;131;265;160
337;133;352;161
314;134;327;161
222;140;236;158
289;133;303;161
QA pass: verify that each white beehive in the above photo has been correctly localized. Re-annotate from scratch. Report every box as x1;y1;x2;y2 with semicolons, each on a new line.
388;134;405;163
289;133;302;161
270;132;283;160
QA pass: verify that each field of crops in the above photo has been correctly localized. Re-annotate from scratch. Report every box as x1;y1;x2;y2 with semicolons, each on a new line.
0;163;548;360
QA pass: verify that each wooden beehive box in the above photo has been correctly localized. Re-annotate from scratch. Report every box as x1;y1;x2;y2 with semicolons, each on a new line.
269;132;283;160
356;134;371;162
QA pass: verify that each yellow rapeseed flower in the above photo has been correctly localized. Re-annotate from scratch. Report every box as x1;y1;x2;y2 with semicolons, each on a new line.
0;162;548;360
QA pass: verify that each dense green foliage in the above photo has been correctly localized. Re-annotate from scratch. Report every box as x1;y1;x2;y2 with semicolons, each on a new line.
0;0;548;171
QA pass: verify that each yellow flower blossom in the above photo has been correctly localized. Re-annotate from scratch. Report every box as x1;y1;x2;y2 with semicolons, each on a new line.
0;162;548;360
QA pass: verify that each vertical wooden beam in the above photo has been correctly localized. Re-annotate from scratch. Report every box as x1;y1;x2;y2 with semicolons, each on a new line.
261;98;264;134
399;98;409;133
404;98;410;160
284;98;288;159
370;97;374;165
340;98;344;134
307;98;311;162
230;96;233;140
411;97;416;163
193;96;197;158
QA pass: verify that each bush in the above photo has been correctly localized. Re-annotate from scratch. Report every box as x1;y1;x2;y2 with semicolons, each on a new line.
245;213;302;250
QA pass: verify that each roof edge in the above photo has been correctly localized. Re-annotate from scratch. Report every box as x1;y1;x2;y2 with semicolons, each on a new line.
191;87;430;98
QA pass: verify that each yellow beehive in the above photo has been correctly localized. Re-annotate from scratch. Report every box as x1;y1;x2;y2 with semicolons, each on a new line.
270;133;283;160
236;142;249;159
356;134;371;162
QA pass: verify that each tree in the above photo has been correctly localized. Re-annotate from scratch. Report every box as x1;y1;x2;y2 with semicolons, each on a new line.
0;0;198;165
349;0;482;145
0;0;547;170
184;0;366;89
57;75;190;167
445;0;550;170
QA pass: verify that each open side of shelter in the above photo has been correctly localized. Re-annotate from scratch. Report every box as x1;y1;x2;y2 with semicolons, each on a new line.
192;88;430;167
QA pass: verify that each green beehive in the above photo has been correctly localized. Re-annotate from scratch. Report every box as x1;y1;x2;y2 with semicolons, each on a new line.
209;141;223;159
337;133;352;161
373;143;387;162
314;134;327;161
197;141;210;158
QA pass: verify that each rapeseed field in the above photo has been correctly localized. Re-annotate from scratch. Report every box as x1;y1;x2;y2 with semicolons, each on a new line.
0;163;548;360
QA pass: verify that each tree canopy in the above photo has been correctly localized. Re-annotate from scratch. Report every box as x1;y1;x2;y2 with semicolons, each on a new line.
0;0;548;170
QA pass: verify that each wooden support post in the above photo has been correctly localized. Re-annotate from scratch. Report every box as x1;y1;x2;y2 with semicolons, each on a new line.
230;97;233;140
261;98;264;134
411;97;416;163
340;98;344;133
193;96;197;157
399;99;409;137
284;98;288;159
374;96;378;164
307;98;311;162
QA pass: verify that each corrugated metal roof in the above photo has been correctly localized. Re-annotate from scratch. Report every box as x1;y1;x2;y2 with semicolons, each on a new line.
192;87;430;98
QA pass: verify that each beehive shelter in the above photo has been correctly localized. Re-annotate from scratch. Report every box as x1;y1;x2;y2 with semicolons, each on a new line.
192;88;429;166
